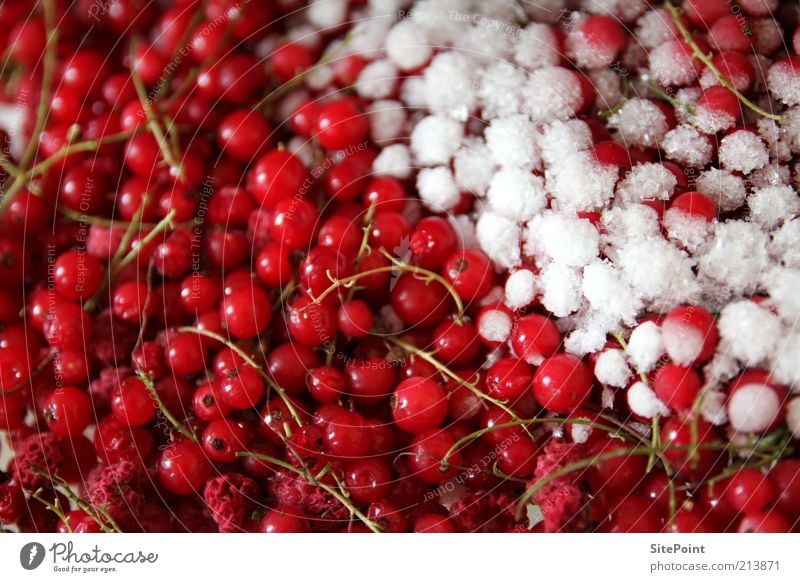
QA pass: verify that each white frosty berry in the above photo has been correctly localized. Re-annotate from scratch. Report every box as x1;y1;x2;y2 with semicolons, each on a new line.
410;115;463;166
649;40;698;87
538;262;583;317
761;267;800;321
524;67;584;122
546;152;618;211
513;22;562;70
698;221;769;299
504;268;537;310
747;185;800;230
607;98;670;149
356;59;399;100
634;8;679;50
487;169;547;222
718;301;780;368
453;138;496;197
594;348;631;388
728;382;782;434
695;168;748;212
581;260;641;324
626;321;665;373
768;219;800;269
386;20;432;72
476;212;522;269
719;129;770;174
582;0;649;22
663;208;713;254
525;212;600;267
616;162;677;203
477;62;528;120
478;308;513;344
539;119;594;165
662;124;714;168
628;381;671;419
366;100;407;144
307;0;349;29
372;144;413;179
772;333;800;387
768;58;800;106
416;167;461;212
423;51;478;117
484;115;541;169
701;389;729;426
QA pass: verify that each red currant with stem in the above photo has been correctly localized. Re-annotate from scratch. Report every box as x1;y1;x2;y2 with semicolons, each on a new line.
369;211;413;251
344;458;393;504
164;332;207;377
408;428;462;484
660;416;722;481
338;300;374;338
111;376;157;426
221;286;272;339
315;98;369;151
158;440;213;495
363;177;407;214
258;505;309;533
218;365;265;410
43;387;93;438
532;353;593;414
132;341;167;379
260;396;307;445
202;419;250;463
391;376;448;434
510;314;562;365
367;500;408;533
300;246;354;298
192;380;233;423
318;214;362;256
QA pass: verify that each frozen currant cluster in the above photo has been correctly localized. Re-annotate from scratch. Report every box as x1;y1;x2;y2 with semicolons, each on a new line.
1;0;800;534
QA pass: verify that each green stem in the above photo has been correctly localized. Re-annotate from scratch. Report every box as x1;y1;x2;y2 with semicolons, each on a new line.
176;326;304;427
664;1;786;121
236;452;382;533
139;373;198;442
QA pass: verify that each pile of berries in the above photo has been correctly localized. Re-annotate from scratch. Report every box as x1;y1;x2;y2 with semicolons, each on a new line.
1;0;800;533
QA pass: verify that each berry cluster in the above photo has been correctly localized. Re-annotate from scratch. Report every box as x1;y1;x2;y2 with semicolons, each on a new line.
1;0;800;534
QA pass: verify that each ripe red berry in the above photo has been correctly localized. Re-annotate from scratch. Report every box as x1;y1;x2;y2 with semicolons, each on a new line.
269;198;318;251
315;98;369;151
53;250;103;301
259;505;309;533
725;468;776;514
661;305;719;367
221;286;272;339
532;353;593;413
344;458;393;504
158;440;213;495
219;365;265;410
407;429;462;484
652;363;702;411
442;249;494;303
486;357;534;401
409;216;459;270
391;376;448;434
202;419;249;463
111;376;157;426
390;273;452;327
337;300;374;338
248;149;309;209
511;314;562;365
43;387;93;438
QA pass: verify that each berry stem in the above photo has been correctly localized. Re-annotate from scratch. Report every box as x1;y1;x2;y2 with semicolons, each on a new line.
176;326;304;426
664;1;786;121
643;79;695;116
236;451;382;533
138;372;199;443
18;0;58;169
27;466;123;533
384;335;531;434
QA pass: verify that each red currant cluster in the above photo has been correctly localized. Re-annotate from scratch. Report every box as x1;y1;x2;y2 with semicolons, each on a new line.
0;0;799;534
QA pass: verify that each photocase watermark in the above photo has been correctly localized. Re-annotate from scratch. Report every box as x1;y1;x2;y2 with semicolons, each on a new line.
19;541;159;574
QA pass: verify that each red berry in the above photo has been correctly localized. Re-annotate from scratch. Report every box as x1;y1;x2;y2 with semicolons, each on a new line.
344;458;393;504
532;354;593;414
217;109;273;162
661;305;719;367
407;429;462;484
390;273;452;327
324;412;370;458
511;314;562;365
442;249;494;303
409;216;458;270
391;376;448;434
338;300;374;338
219;365;265;410
202;419;249;463
158;440;213;495
248;149;309;209
286;295;338;347
53;250;103;301
111;376;157;426
315;98;369;151
259;505;309;533
43;387;93;438
486;357;534;401
221;286;272;339
652;363;702;410
269;198;318;251
669;191;718;221
308;365;345;403
726;468;776;514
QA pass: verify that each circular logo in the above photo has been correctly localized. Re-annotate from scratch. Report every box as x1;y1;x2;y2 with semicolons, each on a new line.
20;542;46;570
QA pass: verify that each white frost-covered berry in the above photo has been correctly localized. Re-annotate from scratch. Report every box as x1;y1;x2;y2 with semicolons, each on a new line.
504;268;537;310
524;67;584;122
423;51;478;117
366;100;407;144
767;58;800;106
616;162;677;203
787;398;800;438
626;321;665;373
718;129;770;174
525;212;600;267
607;98;670;149
698;221;770;299
476;212;522;269
694;168;747;212
649;40;698;87
662;124;714;168
485;115;541;169
538;262;583;317
416;166;461;211
386;20;433;72
487;168;547;222
627;381;670;419
478;308;513;344
718;301;780;368
410;115;463;166
728;382;782;433
453;138;496;197
747;185;800;230
594;349;632;388
372;144;413;179
307;0;349;30
581;260;641;324
513;22;562;70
